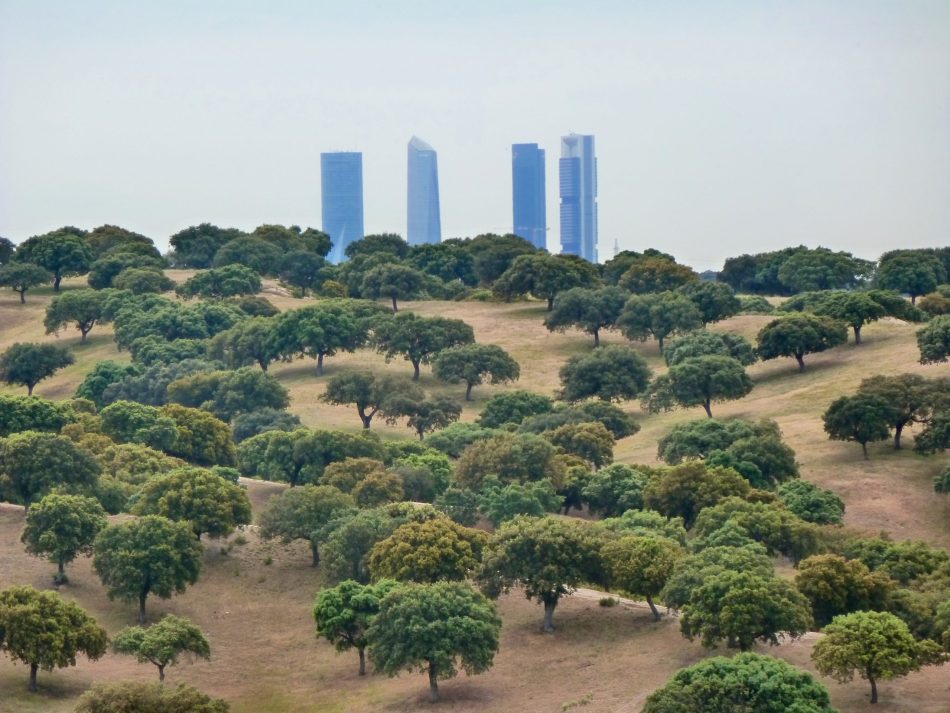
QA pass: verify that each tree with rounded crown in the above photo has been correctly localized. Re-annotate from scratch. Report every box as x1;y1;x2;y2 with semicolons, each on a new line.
812;610;945;704
677;280;741;326
557;344;652;402
643;652;836;713
478;515;603;633
75;681;229;712
432;343;520;400
823;393;897;459
93;515;203;623
372;312;475;380
602;535;684;621
385;395;463;440
876;252;946;304
368;517;487;583
21;493;107;584
112;614;210;682
368;581;501;703
314;579;400;675
0;263;52;303
858;373;945;449
0;431;100;508
176;263;261;299
617;291;703;352
44;289;107;342
756;314;848;371
14;227;93;290
917;314;950;364
543;286;627;346
618;256;698;293
0;585;107;692
0;394;75;437
642;355;753;418
360;263;426;311
209;316;279;371
268;303;368;376
663;330;757;367
494;252;599;310
259;485;354;566
794;554;892;627
477;390;553;428
322;370;423;428
0;342;74;394
545;421;615;469
581;463;649;517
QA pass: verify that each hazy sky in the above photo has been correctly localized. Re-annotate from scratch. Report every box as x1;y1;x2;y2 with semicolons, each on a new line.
1;1;948;269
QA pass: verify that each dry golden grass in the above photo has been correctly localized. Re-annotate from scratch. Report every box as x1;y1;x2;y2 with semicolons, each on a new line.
0;275;949;712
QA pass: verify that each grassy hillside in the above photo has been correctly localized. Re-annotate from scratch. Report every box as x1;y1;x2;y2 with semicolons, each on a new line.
0;275;948;712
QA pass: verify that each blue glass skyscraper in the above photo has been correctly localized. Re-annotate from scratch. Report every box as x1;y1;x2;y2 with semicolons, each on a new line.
559;133;598;263
512;143;547;250
321;152;364;263
407;136;442;245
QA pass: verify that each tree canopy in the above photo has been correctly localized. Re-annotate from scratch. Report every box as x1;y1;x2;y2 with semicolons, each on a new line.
259;484;354;566
0;431;100;507
917;315;950;364
543;286;627;346
0;342;74;394
176;264;262;299
756;314;848;371
21;493;107;583
432;343;520;400
372;312;475;380
368;517;487;583
643;355;754;418
112;615;211;682
360;263;426;311
557;345;652;403
617;291;703;352
14;228;93;290
823;393;897;459
0;263;52;303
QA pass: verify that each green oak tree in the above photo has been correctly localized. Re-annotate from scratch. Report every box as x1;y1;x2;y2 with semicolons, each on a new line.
557;344;652;402
642;355;754;418
321;371;423;428
258;485;354;566
0;342;74;394
432;343;520;400
112;615;211;682
453;432;565;491
0;394;75;436
494;253;599;310
368;517;487;583
755;314;848;371
581;463;650;517
208;316;279;371
269;303;369;375
663;330;757;367
476;390;554;428
14;228;93;290
21;493;107;583
0;263;52;303
917;314;950;364
43;288;106;342
794;554;892;627
360;263;426;311
823;393;897;459
602;535;684;620
545;421;615;469
543;286;627;346
0;431;100;507
618;256;698;293
372;312;475;380
176;264;262;299
858;373;945;449
617;291;703;352
876;252;946;304
777;480;845;525
677;280;741;325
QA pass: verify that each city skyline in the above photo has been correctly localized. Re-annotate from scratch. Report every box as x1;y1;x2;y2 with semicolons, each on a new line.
559;134;598;263
511;143;547;250
320;152;364;263
406;136;442;246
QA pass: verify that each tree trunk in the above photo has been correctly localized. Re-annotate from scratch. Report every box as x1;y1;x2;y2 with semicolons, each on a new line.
316;352;325;376
657;336;664;353
80;327;89;342
17;289;25;304
894;422;905;450
853;325;862;344
795;352;806;372
547;296;554;311
359;407;373;429
911;294;917;306
158;664;166;683
465;383;473;401
27;382;35;395
702;400;712;418
55;560;66;585
259;359;268;372
428;661;439;702
646;595;661;621
391;295;398;312
29;663;38;692
53;274;62;291
417;429;425;441
138;592;148;624
542;598;557;633
593;329;600;347
310;541;320;567
862;441;869;460
358;647;366;676
869;675;878;704
412;360;421;381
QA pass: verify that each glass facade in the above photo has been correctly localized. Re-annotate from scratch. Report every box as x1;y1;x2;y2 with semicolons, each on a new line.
320;152;364;263
407;136;442;245
559;134;598;263
512;143;547;250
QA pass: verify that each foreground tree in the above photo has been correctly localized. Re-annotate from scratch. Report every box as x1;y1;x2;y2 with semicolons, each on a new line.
643;652;836;713
678;280;741;326
0;263;52;303
0;431;100;507
823;394;896;459
876;252;945;304
0;585;107;692
557;345;652;402
112;615;211;682
372;312;475;380
75;681;230;713
321;371;422;428
314;579;400;675
812;611;944;704
0;342;74;394
21;493;107;584
756;314;848;371
617;291;703;352
93;515;203;623
602;535;684;620
643;355;753;418
494;253;598;310
917;315;950;364
259;485;354;566
360;263;426;311
794;555;892;627
14;228;93;290
368;581;501;702
478;515;602;632
368;518;487;583
858;373;943;449
432;343;519;401
543;286;627;345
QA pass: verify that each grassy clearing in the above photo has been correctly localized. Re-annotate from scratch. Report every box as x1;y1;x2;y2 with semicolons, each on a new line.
0;277;948;711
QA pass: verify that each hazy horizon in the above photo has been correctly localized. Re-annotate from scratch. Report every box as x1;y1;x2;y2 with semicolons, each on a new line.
1;1;948;270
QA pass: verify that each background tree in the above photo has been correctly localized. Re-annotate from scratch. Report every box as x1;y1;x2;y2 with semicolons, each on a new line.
386;395;462;440
93;515;203;623
372;312;475;380
663;330;757;367
432;343;520;400
0;263;52;303
777;480;845;525
322;371;423;428
159;404;237;466
642;652;836;713
677;280;741;325
453;432;564;491
545;421;615;469
99;400;178;451
0;585;107;692
368;518;487;583
618;256;698;293
810;291;886;344
278;250;330;295
756;314;848;371
494;253;597;310
352;470;404;507
112;267;175;294
557;345;652;402
0;235;13;263
477;390;553;428
258;485;354;566
83;224;156;258
643;355;753;418
231;408;301;442
617;291;703;351
643;462;750;528
169;223;246;268
360;263;426;311
75;681;229;713
168;367;289;422
811;610;944;704
777;248;871;292
21;493;107;583
680;570;812;650
478;515;603;632
368;581;501;702
602;535;684;620
795;555;892;627
14;228;93;290
211;236;281;275
823;394;896;459
543;286;627;346
581;463;649;517
112;615;210;682
209;316;278;371
345;233;410;261
876;252;946;304
0;394;75;437
87;252;166;289
43;289;105;342
477;479;562;526
313;579;400;675
176;264;262;299
134;467;252;539
917;315;950;364
269;304;368;375
858;374;943;449
0;431;100;507
0;342;74;394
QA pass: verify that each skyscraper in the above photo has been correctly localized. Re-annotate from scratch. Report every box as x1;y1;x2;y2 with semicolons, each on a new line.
559;133;598;263
320;152;364;263
512;143;547;250
407;136;441;245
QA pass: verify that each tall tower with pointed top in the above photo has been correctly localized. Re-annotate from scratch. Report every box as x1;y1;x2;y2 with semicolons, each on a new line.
407;136;442;245
559;133;598;262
